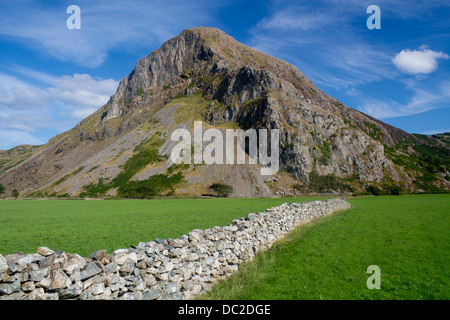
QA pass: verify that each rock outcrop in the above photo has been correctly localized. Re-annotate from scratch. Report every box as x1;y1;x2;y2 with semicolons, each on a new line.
0;27;448;197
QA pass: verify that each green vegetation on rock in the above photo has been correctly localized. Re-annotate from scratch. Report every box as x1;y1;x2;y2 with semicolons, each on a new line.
52;166;85;187
317;140;331;165
80;133;183;198
308;171;353;193
209;183;234;197
384;134;449;192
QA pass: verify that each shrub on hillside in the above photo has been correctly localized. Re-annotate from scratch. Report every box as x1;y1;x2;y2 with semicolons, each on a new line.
292;183;307;193
385;185;402;195
121;186;156;199
309;171;353;193
209;183;233;198
367;185;383;196
12;189;19;198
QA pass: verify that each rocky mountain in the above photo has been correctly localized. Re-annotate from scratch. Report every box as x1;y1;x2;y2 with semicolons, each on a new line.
0;27;448;198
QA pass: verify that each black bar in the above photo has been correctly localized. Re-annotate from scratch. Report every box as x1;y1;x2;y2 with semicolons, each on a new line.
1;299;446;318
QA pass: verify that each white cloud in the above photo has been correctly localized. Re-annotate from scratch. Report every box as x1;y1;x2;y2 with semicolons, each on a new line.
421;128;450;135
392;46;449;75
358;80;450;119
0;69;118;149
0;129;44;150
359;98;434;119
5;64;58;86
48;74;118;111
256;10;330;31
248;1;450;127
2;123;35;132
249;26;394;92
247;1;399;92
70;108;98;119
0;71;118;117
0;0;220;67
0;73;51;109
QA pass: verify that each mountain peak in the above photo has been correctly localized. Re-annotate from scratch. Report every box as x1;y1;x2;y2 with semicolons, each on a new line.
182;27;304;77
101;27;316;122
1;27;448;197
184;26;230;38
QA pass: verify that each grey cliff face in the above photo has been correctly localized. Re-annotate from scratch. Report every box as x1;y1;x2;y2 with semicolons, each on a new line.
103;30;213;122
3;27;446;197
96;27;409;184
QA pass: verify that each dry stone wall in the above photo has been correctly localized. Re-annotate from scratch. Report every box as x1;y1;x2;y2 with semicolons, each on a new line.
0;199;351;300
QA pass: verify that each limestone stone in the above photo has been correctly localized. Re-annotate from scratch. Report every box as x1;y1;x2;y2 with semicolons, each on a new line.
91;282;105;295
39;254;56;269
36;277;52;290
89;250;107;261
37;247;55;257
49;269;72;290
114;252;137;265
0;279;20;295
143;286;162;300
17;253;43;267
0;255;8;274
106;262;120;273
29;288;47;300
59;287;78;300
22;281;35;292
119;259;135;275
165;282;178;294
80;262;102;281
30;267;50;282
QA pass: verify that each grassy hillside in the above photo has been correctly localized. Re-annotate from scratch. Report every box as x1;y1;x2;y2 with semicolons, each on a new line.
383;134;450;192
0;144;42;174
202;194;449;300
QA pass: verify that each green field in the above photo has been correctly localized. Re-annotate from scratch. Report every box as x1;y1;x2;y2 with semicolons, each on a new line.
0;194;448;300
202;194;449;300
0;196;326;256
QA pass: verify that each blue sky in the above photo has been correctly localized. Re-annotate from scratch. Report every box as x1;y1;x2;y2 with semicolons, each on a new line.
0;0;449;149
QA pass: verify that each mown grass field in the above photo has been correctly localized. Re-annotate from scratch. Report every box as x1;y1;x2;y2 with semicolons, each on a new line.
0;196;326;257
202;194;449;300
0;194;448;300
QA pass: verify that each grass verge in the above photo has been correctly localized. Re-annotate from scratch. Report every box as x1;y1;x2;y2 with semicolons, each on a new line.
201;194;449;300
